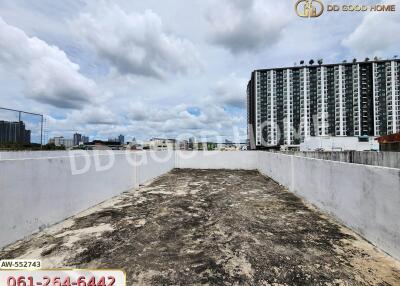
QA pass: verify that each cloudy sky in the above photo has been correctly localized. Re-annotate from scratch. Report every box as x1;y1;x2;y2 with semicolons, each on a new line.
0;0;399;143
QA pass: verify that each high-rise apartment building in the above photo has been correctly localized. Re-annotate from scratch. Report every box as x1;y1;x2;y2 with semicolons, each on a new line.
0;120;31;145
247;58;400;149
118;134;125;145
73;133;82;146
82;136;89;144
73;133;90;145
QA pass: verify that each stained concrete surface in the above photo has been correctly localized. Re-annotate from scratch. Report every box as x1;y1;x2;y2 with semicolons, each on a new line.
1;169;400;285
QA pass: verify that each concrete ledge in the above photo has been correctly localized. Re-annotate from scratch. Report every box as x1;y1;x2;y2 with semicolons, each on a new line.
257;151;400;261
0;151;174;248
175;151;258;169
1;150;399;262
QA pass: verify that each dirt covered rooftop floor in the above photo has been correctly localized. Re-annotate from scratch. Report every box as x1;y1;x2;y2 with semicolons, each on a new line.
1;169;400;285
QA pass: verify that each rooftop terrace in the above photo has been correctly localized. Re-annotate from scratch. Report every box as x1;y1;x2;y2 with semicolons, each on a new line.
1;169;399;285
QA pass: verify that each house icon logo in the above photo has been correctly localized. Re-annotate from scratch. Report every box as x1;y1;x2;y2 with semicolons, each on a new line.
295;0;324;18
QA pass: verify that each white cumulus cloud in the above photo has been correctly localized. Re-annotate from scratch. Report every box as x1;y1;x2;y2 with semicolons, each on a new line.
0;17;99;109
206;0;292;54
71;3;202;79
342;0;400;56
213;74;248;108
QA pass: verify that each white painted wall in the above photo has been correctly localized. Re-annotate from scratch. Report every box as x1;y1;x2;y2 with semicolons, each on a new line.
0;151;76;160
175;151;258;170
257;151;400;260
1;150;399;262
257;152;293;188
0;151;174;248
136;151;175;184
281;151;400;169
0;151;129;160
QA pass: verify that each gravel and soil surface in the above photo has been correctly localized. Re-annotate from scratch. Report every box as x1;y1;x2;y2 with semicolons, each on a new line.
1;169;400;285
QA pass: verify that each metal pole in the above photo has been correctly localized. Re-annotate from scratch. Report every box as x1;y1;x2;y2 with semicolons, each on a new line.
0;107;42;117
41;115;44;149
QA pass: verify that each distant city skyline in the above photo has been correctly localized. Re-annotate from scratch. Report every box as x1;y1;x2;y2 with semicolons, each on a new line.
0;1;399;142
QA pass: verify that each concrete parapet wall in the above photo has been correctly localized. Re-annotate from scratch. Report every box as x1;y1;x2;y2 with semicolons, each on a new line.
0;151;133;160
279;151;400;169
175;151;258;170
0;151;79;160
257;151;400;260
0;151;174;248
137;151;175;184
1;150;399;262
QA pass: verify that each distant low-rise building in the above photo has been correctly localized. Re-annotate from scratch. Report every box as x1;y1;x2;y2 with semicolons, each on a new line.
83;140;123;150
216;142;246;151
49;136;73;148
376;133;400;152
145;138;178;150
179;140;189;150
